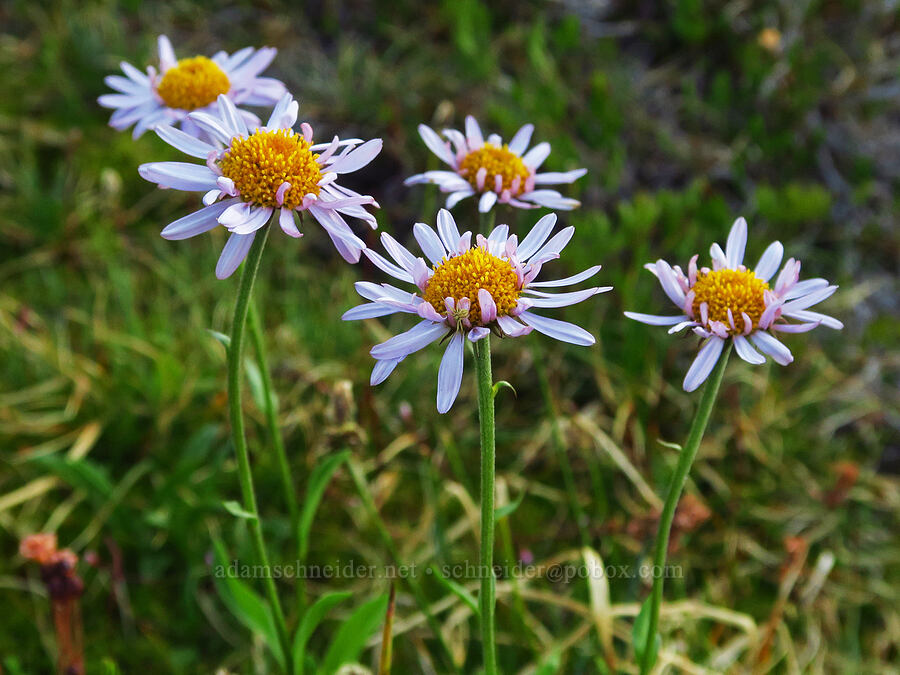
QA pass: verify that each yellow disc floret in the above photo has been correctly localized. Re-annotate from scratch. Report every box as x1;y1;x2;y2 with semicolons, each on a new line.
692;268;769;334
458;144;531;194
423;247;520;325
156;56;230;110
219;129;323;209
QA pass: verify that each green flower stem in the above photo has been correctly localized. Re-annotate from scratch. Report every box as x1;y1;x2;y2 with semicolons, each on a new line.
226;225;291;671
474;336;498;675
248;302;300;536
639;344;731;674
478;208;496;234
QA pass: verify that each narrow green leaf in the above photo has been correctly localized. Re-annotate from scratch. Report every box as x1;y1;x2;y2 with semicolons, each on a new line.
292;591;352;675
208;329;231;349
429;564;479;616
494;489;525;520
211;537;285;672
28;455;113;499
632;597;661;672
491;380;516;400
299;450;351;561
657;439;683;452
222;500;258;521
320;593;389;675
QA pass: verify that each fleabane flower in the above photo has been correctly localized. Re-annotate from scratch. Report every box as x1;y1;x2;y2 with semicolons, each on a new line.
138;93;383;279
626;217;842;392
405;116;587;213
343;210;611;412
99;35;286;139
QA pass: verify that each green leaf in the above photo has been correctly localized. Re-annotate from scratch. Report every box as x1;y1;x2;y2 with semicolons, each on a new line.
492;380;517;400
320;593;389;675
208;329;231;350
632;597;660;672
299;450;351;561
494;489;525;519
244;358;271;413
429;564;479;616
28;454;113;499
222;500;258;521
293;591;352;675
211;537;285;672
534;649;561;675
657;439;683;452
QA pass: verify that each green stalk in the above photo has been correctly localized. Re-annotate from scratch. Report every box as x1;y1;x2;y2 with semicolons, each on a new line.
474;336;497;675
248;302;299;529
478;208;496;234
639;345;731;674
226;225;291;671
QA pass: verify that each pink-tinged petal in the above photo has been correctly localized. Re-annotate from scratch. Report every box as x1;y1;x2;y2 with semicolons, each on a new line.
442;128;467;157
417;124;455;165
783;278;828;300
371;320;448;360
780;285;838;313
465;115;484;149
781;309;843;330
683;289;696;317
342;303;400;321
700;302;709;325
457;232;472;254
475;167;487;190
725;217;748;268
275;181;291;207
371;358;402;386
741;312;753;335
519;311;594;346
153;125;216;158
774;258;800;295
300;122;313;143
710;243;728;270
445;189;474;209
709;321;729;339
216;176;237;196
326;139;383;173
157;35;177;71
532;168;587;184
478;191;498;213
772;321;821;333
436;332;466;413
160;198;239;240
508;123;534;155
496;315;532;337
749;331;793;365
733;335;765;364
138;162;219;191
655;259;687;307
215;94;248;137
478;289;497;323
417;302;444;322
517;214;557;260
688;254;699;285
310;137;362;153
363;249;414;283
624;312;690;326
683;337;725;392
754;241;783;282
215;232;256;279
436;209;462;252
468;326;491;342
413;222;447;264
279;208;302;237
522;142;551;169
412;258;430;290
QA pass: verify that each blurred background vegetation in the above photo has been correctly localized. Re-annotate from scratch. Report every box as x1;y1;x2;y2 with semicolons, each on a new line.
1;0;898;672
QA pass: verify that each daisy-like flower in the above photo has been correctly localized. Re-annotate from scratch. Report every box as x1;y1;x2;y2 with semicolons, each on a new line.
405;116;587;213
626;217;842;392
99;35;286;139
138;93;382;279
343;210;611;412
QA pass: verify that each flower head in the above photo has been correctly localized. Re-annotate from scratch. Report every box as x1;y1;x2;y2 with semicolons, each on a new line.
99;35;286;139
343;210;611;412
20;533;59;565
405;116;587;213
138;93;382;278
626;217;842;392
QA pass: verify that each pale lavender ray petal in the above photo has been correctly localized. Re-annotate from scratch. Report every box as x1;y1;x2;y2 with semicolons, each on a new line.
783;278;828;300
517;213;557;260
160;198;239;240
413;222;448;264
532;168;587;184
342;303;400;321
468;327;491;342
519;311;595;346
436;332;466;413
478;191;497;213
445;190;475;209
624;312;689;326
138;162;219;191
682;337;726;392
508;123;534;155
326;139;383;173
417;124;455;165
522;142;551;169
780;285;838;313
524;287;603;308
529;226;575;265
215;94;248;137
279;208;301;237
754;241;783;282
371;358;402;386
157;35;177;71
154;125;216;158
465;115;484;149
749;331;793;365
527;265;602;288
725;217;748;268
215;232;256;279
436;209;461;252
370;320;448;360
655;259;687;307
781;309;843;330
733;335;766;364
186;111;234;144
363;249;415;283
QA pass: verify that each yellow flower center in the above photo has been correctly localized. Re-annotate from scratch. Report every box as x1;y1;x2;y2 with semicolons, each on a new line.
219;129;323;209
423;247;520;326
692;268;769;334
458;144;531;194
156;56;231;111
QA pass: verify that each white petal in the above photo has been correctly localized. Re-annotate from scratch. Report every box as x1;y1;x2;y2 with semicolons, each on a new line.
528;265;602;288
655;259;686;307
779;286;838;313
517;213;557;260
160;198;238;240
186;111;234;145
413;222;448;264
683;337;725;392
417;124;455;165
445;189;474;209
465;115;484;149
468;327;491;342
781;309;843;330
215;94;248;137
371;358;402;386
138;162;218;191
363;249;414;283
215;232;256;280
154;125;216;159
524;288;601;308
266;92;299;130
436;209;461;252
533;169;587;184
783;278;828;300
370;320;448;360
519;311;594;346
279;208;301;237
478;191;498;213
157;35;177;71
529;226;575;265
508;123;534;155
342;303;400;321
436;333;465;413
753;241;783;282
733;335;766;364
325;139;382;174
623;312;689;326
519;189;580;210
749;332;793;365
522;142;551;169
726;217;748;268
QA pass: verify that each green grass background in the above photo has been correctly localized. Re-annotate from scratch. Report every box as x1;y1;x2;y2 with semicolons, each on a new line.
1;0;898;672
